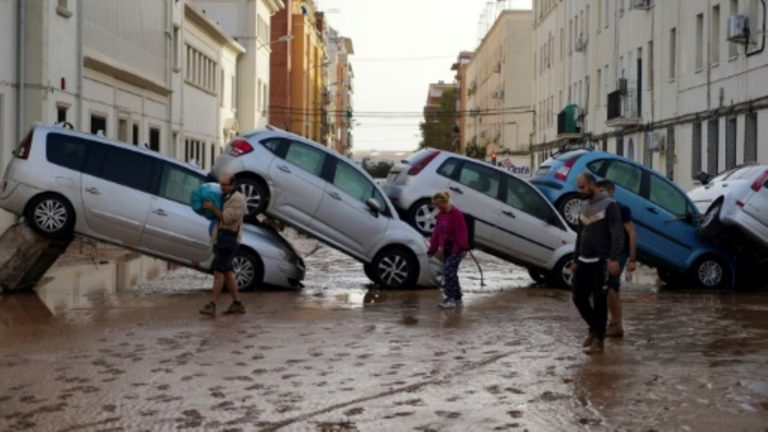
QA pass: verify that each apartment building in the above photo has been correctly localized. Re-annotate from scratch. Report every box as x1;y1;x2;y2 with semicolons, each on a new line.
326;27;355;154
533;0;768;190
269;0;326;142
0;0;254;231
466;10;534;169
451;51;473;155
191;0;285;132
182;5;244;171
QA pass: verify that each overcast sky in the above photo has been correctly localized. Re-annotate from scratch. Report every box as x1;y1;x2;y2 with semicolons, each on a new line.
316;0;533;153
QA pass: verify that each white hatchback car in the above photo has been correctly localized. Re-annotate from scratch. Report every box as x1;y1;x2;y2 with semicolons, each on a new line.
0;123;305;290
689;165;768;249
210;126;441;289
382;149;576;287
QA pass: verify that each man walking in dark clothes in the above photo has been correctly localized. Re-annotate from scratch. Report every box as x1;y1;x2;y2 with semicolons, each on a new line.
572;173;624;354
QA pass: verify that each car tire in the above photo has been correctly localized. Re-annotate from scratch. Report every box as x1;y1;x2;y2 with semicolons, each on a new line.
549;254;575;289
232;249;264;291
527;268;548;284
371;247;419;289
698;201;723;241
556;194;583;229
237;177;269;216
657;268;680;287
407;199;438;236
25;193;75;240
689;255;732;290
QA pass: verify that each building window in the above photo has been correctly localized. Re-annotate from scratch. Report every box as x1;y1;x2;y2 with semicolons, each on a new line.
604;0;610;29
669;27;677;81
647;41;654;89
745;112;758;163
596;69;602;108
258;15;270;46
585;75;590;111
707;119;719;175
692;121;702;177
666;126;676;181
711;5;721;65
695;14;704;71
118;118;128;143
184;44;218;94
231;75;237;112
726;117;737;169
132;122;139;145
149;127;160;152
173;26;181;71
57;105;68;123
91;114;106;136
729;0;739;59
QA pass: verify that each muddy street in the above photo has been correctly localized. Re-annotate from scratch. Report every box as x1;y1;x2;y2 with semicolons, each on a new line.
2;234;768;431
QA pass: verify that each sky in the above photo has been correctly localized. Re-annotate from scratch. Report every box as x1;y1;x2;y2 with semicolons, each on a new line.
316;0;533;153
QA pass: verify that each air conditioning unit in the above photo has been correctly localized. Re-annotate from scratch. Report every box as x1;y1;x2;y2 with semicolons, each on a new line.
632;0;652;10
574;35;587;52
617;78;628;94
727;15;750;43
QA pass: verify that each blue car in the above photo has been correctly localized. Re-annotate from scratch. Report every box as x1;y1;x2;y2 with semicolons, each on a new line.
531;149;736;290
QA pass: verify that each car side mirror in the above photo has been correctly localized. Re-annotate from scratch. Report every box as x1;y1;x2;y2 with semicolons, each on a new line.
366;198;382;216
695;171;712;185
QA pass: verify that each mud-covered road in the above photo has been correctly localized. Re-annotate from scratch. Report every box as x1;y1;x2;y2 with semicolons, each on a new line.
2;233;768;431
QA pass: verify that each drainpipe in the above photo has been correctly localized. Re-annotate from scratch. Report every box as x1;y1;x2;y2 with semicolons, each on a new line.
76;0;83;131
16;0;26;143
747;0;767;57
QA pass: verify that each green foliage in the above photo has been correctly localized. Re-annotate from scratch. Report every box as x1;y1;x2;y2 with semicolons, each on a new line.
419;87;458;151
362;159;394;178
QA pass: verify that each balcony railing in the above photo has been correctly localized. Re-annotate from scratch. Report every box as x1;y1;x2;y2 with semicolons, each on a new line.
606;89;642;127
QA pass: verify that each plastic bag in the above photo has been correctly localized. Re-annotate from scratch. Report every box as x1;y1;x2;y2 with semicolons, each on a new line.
190;182;223;220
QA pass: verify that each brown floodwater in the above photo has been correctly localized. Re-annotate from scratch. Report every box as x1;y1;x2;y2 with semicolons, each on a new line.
1;236;768;431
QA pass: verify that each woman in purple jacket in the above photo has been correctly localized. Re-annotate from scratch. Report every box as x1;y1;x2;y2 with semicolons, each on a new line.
428;191;469;308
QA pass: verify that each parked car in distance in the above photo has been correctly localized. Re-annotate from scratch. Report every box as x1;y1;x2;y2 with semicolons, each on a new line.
688;165;768;249
209;126;441;289
531;149;737;290
382;148;576;287
0;123;305;290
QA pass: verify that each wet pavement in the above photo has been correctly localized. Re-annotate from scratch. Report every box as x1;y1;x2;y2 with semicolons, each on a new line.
2;232;768;431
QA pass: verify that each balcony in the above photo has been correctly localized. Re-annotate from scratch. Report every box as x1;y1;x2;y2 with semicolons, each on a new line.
557;104;583;138
606;89;642;127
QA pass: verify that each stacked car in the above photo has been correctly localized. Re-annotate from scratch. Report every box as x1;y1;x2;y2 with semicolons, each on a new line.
0;123;305;291
381;149;576;287
531;149;741;289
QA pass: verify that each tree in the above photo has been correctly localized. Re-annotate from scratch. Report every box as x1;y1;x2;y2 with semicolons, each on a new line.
419;87;457;150
362;159;394;179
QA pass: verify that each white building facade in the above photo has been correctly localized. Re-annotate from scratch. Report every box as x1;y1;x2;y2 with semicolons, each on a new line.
533;0;768;191
466;10;534;174
191;0;285;132
183;5;244;171
0;0;248;232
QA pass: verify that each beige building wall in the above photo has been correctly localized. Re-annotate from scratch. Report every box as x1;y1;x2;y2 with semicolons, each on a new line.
182;5;244;171
191;0;284;132
533;0;768;191
466;10;534;167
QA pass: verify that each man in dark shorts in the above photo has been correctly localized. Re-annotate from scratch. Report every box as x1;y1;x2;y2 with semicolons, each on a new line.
572;173;624;354
200;172;247;316
598;180;637;338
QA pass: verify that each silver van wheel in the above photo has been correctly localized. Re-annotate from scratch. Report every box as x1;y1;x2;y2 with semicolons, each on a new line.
34;199;68;233
231;250;263;291
237;178;268;216
373;248;418;289
26;193;75;239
